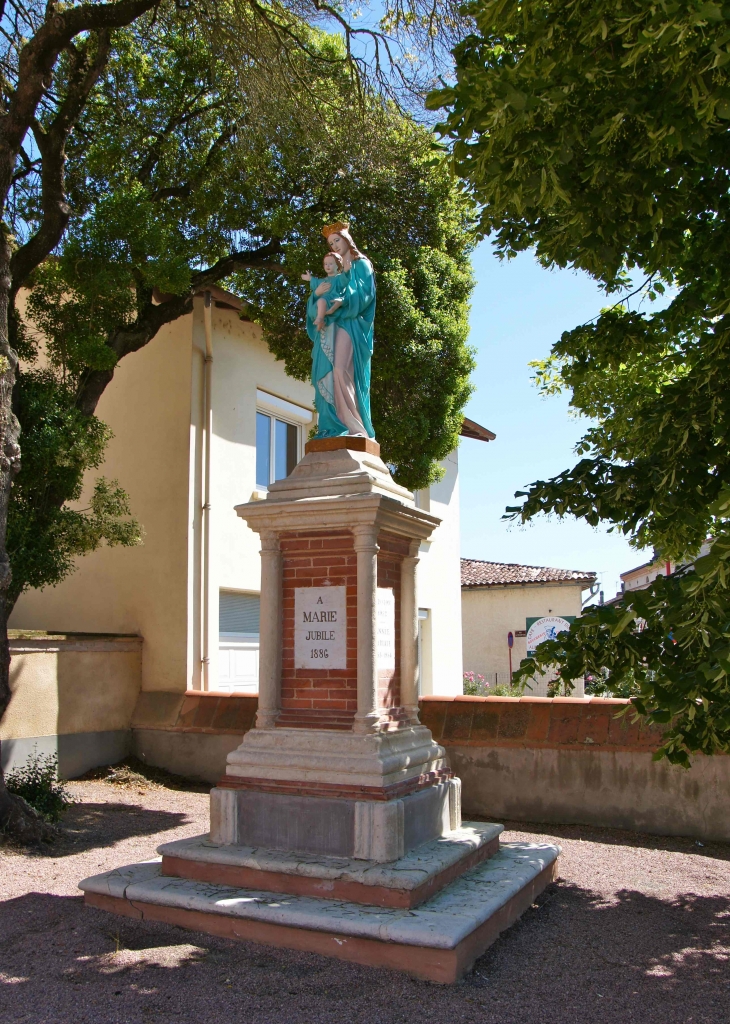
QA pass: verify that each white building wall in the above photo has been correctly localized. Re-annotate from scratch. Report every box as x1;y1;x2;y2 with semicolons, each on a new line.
416;449;463;696
11;316;195;694
201;304;314;691
11;299;464;699
461;583;586;696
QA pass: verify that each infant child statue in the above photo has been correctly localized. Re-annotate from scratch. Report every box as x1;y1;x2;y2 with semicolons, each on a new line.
306;251;347;331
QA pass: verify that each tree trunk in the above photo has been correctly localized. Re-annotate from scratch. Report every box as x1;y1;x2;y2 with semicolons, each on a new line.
0;227;46;843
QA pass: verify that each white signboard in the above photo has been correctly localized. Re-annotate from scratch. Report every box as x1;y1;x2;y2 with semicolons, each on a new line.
377;587;396;670
525;616;572;656
294;586;347;669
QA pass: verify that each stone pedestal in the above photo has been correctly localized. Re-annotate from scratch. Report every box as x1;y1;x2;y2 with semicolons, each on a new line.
210;437;455;863
80;438;560;982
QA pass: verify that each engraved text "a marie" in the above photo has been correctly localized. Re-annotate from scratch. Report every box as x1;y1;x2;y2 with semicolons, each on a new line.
303;610;338;622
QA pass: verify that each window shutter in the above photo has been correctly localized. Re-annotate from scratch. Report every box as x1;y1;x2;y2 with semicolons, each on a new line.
219;591;260;635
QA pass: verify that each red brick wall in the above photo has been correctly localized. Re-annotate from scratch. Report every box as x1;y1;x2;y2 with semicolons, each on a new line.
156;693;666;753
131;692;730;838
271;528;409;730
419;695;665;752
278;530;358;729
133;692;259;735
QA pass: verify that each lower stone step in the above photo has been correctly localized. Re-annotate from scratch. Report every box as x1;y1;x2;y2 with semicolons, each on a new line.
158;822;502;909
79;841;560;983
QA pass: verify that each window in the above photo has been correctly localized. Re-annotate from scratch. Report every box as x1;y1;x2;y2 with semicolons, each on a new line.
255;389;313;490
219;591;260;636
256;412;299;487
218;591;260;693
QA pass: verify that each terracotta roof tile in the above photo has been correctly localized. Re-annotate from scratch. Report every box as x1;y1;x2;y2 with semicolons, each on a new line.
461;559;596;588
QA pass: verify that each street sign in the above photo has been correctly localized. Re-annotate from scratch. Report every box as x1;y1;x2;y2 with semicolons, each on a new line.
507;631;514;648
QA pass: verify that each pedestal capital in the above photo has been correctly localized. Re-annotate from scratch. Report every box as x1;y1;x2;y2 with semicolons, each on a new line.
259;529;281;552
352;523;380;553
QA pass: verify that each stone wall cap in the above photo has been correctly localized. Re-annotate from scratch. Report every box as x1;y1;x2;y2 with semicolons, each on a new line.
9;630;141;640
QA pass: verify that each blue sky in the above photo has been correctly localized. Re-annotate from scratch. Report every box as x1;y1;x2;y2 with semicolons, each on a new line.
459;241;640;603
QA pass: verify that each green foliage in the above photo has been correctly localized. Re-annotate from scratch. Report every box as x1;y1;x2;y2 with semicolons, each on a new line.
463;670;487;694
9;8;476;600
22;11;475;493
514;514;730;766
8;370;142;604
430;0;730;762
429;0;730;286
247;136;477;488
463;670;524;697
5;750;71;823
584;668;641;700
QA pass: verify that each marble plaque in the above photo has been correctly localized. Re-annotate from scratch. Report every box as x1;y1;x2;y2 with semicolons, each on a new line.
377;587;396;670
294;586;347;669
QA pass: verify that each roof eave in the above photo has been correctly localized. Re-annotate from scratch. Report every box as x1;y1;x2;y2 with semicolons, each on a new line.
461;576;597;590
460;416;496;442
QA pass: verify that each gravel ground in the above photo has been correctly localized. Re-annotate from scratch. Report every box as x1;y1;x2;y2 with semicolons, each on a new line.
1;772;729;1024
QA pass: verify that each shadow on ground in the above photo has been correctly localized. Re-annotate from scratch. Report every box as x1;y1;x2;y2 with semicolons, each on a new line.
31;803;193;858
1;878;728;1023
477;816;730;862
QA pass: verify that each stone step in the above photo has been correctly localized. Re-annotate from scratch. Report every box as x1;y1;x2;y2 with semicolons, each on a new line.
157;822;502;909
79;841;560;984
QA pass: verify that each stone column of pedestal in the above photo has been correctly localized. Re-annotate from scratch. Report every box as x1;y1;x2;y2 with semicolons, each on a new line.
352;524;380;735
400;539;421;725
256;530;282;729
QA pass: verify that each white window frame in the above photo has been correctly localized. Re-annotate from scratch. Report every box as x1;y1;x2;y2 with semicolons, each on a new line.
218;590;261;693
256;390;313;489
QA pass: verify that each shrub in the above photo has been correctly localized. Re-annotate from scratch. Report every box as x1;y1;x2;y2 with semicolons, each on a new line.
5;750;71;822
463;671;487;695
463;671;525;697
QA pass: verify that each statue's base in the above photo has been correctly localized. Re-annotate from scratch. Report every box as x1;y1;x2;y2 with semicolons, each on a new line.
158;822;501;908
305;435;380;456
210;778;459;864
80;833;560;983
214;725;454;862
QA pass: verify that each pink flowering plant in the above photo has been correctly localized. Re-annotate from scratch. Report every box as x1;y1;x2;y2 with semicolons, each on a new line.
463;671;487;696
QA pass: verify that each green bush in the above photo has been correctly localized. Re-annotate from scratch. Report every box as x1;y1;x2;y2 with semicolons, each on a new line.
5;750;71;822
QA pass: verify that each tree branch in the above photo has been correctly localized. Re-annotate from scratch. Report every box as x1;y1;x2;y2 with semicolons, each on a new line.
136;83;212;183
74;239;285;417
190;238;284;291
10;143;38;184
0;0;160;195
148;122;239;202
9;30;112;294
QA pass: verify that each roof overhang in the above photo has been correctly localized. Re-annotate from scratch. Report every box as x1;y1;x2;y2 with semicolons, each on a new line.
460;416;496;442
462;577;597;591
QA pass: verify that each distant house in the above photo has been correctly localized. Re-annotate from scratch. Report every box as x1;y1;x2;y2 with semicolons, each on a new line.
606;541;712;605
3;287;494;778
621;557;675;595
461;559;596;697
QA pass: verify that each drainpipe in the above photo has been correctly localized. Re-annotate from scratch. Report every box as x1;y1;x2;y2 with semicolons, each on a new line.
201;292;213;689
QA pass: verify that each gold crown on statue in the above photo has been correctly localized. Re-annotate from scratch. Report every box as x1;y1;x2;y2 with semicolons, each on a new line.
322;221;349;239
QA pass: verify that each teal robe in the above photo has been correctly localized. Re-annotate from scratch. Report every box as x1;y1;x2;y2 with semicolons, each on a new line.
306;257;376;439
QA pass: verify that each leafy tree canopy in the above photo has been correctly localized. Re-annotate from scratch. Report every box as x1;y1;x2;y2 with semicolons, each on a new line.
12;7;475;605
429;0;730;763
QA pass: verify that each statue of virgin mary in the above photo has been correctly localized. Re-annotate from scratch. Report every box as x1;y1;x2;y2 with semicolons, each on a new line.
302;222;376;438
